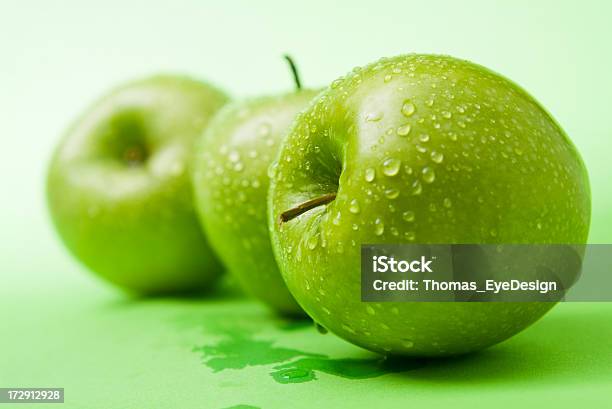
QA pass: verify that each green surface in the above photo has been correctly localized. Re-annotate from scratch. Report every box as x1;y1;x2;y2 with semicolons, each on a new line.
1;0;611;408
2;282;612;408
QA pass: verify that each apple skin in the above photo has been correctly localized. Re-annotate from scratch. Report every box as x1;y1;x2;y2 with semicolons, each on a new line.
268;55;591;356
193;90;319;315
47;75;229;294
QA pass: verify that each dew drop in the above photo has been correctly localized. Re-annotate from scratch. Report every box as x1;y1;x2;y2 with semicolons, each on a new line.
401;101;416;117
396;123;412;136
307;235;319;250
431;151;444;163
365;112;383;122
374;218;385;236
349;199;361;214
341;324;357;335
401;339;415;348
332;211;342;226
422;167;436;183
411;180;423;195
419;134;430;142
364;168;376;182
402;210;415;222
382;158;401;176
384;188;400;199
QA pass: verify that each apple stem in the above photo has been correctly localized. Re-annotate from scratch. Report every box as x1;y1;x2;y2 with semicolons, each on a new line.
283;54;302;90
279;193;337;223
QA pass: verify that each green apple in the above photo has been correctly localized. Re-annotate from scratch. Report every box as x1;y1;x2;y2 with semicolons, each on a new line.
268;54;591;356
47;75;229;294
193;57;319;315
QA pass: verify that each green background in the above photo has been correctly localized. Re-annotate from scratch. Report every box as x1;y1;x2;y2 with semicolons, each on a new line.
1;0;611;408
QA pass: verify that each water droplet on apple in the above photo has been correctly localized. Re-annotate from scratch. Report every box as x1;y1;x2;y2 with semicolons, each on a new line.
404;231;416;241
396;123;412;136
443;198;452;208
431;151;444;163
365;112;383;122
382;158;401;176
422;167;436;183
307;235;319;250
341;324;357;335
364;168;376;182
402;210;415;222
384;74;392;83
349;199;361;214
411;180;422;195
366;305;376;315
441;110;452;119
401;339;415;348
384;188;399;199
233;162;244;172
374;218;385;236
401;101;416;117
332;211;342;225
419;134;430;143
